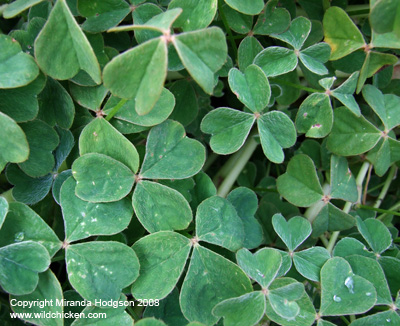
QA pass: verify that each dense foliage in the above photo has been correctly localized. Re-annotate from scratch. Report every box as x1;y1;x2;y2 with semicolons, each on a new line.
0;0;400;325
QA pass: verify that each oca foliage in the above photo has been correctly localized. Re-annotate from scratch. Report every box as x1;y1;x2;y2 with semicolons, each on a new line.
0;0;400;326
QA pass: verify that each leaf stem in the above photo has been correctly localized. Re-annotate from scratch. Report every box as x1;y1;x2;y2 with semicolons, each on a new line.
105;98;128;121
357;204;400;217
326;161;371;254
216;133;258;197
218;0;238;63
377;201;400;220
272;79;322;93
373;165;397;209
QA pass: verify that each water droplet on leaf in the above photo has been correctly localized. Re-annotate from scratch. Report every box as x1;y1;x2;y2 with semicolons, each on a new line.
333;295;342;302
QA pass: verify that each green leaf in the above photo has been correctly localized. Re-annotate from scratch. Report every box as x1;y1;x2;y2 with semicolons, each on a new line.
106;88;174;128
257;111;297;163
379;256;400;296
326;107;381;156
222;3;252;35
333;238;375;259
253;0;291;35
0;72;46;122
79;117;139;173
201;108;255;155
6;164;53;205
173;27;227;94
362;85;400;131
10;270;63;326
0;197;8;230
0;241;50;295
228;65;271;113
238;36;263;71
9;17;46;56
323;6;365;60
66;241;139;302
3;0;45;18
330;155;358;202
367;137;400;176
224;0;264;15
132;231;191;300
0;34;39;88
52;170;73;205
140;120;205;179
78;0;131;33
180;245;252;325
0;112;29;165
169;0;217;31
330;72;361;116
135;319;167;326
227;187;263;250
19;120;59;177
346;255;392;305
349;310;400;326
72;153;135;203
277;154;323;207
272;214;312;251
299;43;331;75
356;217;392;254
320;257;377;316
196;196;244;251
370;0;400;37
133;181;192;233
295;93;333;138
0;202;61;257
103;38;167;115
236;247;282;288
212;291;266;326
34;0;101;84
272;16;311;50
37;77;75;129
254;47;298;77
61;177;133;242
69;83;108;111
293;247;331;282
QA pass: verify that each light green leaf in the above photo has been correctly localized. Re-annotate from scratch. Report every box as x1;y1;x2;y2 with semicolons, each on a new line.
180;245;252;325
257;111;297;163
312;203;355;237
362;85;400;131
224;0;264;15
212;291;266;326
236;247;282;288
0;197;8;230
295;93;332;138
333;238;375;259
326;107;381;156
69;83;108;111
227;187;263;250
238;36;263;71
0;112;29;165
132;231;191;300
10;270;63;326
34;0;101;84
272;16;311;50
228;65;270;113
367;137;400;176
293;247;331;282
346;255;392;305
253;0;290;35
349;310;400;326
79;117;139;173
0;202;61;257
133;181;192;233
277;154;323;207
3;0;45;18
140;120;205;179
169;0;217;31
105;88;175;127
356;217;392;254
370;0;400;37
78;0;131;33
173;27;227;94
61;177;133;242
323;6;365;60
66;241;139;302
254;47;298;77
52;170;73;205
0;241;50;295
201;108;255;154
330;72;361;116
72;153;135;203
299;43;331;75
0;34;39;88
37;77;75;129
103;38;167;115
196;196;244;251
330;155;358;202
320;257;377;316
272;214;312;251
